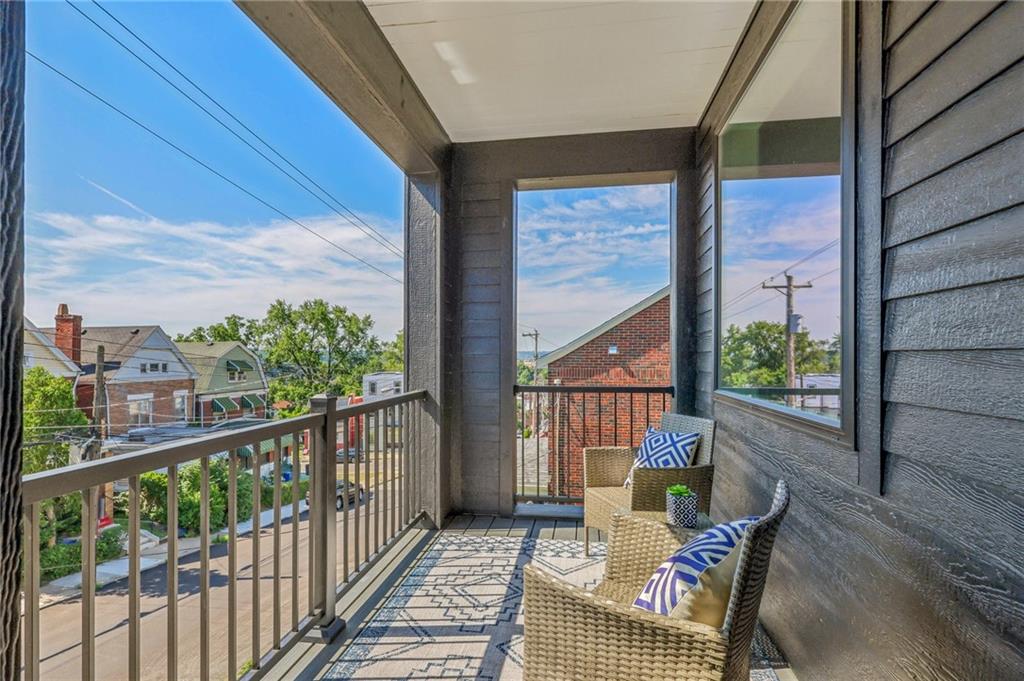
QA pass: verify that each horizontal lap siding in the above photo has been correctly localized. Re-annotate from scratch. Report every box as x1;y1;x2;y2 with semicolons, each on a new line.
453;176;509;513
695;1;1024;679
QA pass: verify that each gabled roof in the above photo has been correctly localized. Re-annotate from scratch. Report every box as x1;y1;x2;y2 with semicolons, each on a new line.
537;286;670;369
174;341;266;395
24;318;81;377
39;325;198;383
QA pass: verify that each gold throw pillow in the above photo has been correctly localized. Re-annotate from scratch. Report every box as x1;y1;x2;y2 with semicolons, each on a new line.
670;541;741;627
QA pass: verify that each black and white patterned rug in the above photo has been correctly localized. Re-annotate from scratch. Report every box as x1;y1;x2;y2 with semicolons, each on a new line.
326;534;787;680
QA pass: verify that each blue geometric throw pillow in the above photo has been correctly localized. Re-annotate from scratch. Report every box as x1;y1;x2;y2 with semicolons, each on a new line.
624;427;701;487
632;517;758;615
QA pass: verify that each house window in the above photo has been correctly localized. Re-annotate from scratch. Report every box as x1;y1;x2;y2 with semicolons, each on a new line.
128;394;154;426
162;362;168;373
716;0;850;434
149;362;161;373
140;363;147;373
173;390;188;420
368;381;377;395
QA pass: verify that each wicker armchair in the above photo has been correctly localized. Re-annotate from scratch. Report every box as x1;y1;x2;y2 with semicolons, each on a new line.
583;412;716;555
524;480;790;681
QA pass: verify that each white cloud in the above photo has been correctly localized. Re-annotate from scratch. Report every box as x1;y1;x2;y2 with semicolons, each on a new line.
516;184;671;350
24;209;405;340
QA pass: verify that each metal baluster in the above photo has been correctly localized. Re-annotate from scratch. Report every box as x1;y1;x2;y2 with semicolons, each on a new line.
290;433;300;631
128;475;141;681
402;402;410;525
390;405;397;538
273;436;283;647
81;485;97;681
646;392;650;431
519;391;525;498
364;412;371;562
383;406;390;542
535;391;541;500
341;416;349;584
252;440;262;668
228;450;238;678
307;428;316;612
630;393;635;446
167;465;178;681
374;409;381;553
200;457;210;681
597;391;602;447
354;414;362;570
22;502;40;681
613;390;619;447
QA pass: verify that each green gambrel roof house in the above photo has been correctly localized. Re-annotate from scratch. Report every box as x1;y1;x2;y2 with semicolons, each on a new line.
174;337;268;401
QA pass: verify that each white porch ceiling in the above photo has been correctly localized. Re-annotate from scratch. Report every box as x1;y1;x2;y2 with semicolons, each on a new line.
364;0;757;142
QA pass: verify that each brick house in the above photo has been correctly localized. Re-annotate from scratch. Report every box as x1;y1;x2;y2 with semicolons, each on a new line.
43;304;198;436
536;286;670;497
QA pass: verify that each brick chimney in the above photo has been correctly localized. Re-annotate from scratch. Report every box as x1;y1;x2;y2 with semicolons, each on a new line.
54;303;82;363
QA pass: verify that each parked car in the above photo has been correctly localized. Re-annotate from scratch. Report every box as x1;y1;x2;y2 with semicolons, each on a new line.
336;447;361;463
306;480;365;511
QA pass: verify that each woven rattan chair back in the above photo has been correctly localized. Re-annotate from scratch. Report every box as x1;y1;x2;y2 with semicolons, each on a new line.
659;412;716;465
720;480;790;681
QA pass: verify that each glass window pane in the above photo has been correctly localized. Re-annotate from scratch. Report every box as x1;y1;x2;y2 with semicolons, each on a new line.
717;1;843;425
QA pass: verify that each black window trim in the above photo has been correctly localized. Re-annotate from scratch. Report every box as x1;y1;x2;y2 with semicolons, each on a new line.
712;0;856;448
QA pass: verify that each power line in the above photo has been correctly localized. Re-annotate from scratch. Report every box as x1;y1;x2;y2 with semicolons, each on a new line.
27;50;402;285
67;0;404;259
722;238;839;310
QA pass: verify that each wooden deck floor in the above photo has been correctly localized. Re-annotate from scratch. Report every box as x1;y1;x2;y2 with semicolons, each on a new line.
443;513;606;541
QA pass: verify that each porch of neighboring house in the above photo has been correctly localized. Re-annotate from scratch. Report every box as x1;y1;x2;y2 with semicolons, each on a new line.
4;2;1022;681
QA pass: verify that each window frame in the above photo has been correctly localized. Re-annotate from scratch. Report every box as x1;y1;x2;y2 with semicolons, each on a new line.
712;0;856;446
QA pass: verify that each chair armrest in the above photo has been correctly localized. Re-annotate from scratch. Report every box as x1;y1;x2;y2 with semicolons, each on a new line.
630;464;715;514
523;563;728;681
583;446;634;488
604;512;685;592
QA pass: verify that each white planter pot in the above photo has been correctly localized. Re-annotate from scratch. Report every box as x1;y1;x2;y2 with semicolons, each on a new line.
666;492;699;529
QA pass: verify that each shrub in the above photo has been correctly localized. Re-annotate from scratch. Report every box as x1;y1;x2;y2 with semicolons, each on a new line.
260;478;310;510
138;460;255;536
39;527;126;583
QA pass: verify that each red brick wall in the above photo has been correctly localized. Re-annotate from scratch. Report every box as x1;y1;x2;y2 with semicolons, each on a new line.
546;295;670;497
103;380;194;435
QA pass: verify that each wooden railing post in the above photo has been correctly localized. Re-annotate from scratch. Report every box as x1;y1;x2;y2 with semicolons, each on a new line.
305;395;344;643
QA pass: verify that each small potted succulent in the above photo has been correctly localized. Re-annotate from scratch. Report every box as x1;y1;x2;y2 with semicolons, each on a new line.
666;484;699;529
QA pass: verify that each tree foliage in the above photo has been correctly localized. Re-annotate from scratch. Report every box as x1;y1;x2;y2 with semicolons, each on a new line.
22;366;88;474
179;299;404;418
720;320;838;388
516;360;547;386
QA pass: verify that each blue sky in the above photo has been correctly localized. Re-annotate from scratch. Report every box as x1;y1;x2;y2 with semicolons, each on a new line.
25;0;405;336
517;184;671;352
720;175;841;340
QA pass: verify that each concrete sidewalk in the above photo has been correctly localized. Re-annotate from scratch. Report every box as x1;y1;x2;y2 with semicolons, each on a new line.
39;500;309;608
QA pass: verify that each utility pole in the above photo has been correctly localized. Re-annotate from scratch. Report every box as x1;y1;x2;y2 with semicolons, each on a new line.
521;329;540;384
762;274;812;407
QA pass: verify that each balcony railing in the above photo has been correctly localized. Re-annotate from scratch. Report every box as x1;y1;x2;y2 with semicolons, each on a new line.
20;390;428;681
513;384;675;504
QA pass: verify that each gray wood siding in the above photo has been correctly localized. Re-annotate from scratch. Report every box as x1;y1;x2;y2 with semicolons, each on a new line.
448;130;695;515
693;1;1024;679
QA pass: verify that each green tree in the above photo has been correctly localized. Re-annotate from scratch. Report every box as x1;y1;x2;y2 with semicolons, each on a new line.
22;366;89;545
516;360;546;385
261;299;384;409
720;320;831;388
174;314;260;347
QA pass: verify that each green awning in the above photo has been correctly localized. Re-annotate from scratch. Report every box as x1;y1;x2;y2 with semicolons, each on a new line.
212;396;239;412
242;394;265;409
226;359;254;371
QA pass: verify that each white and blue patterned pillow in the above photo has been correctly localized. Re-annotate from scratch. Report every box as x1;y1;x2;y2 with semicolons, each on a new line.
624;427;701;487
632;517;758;615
